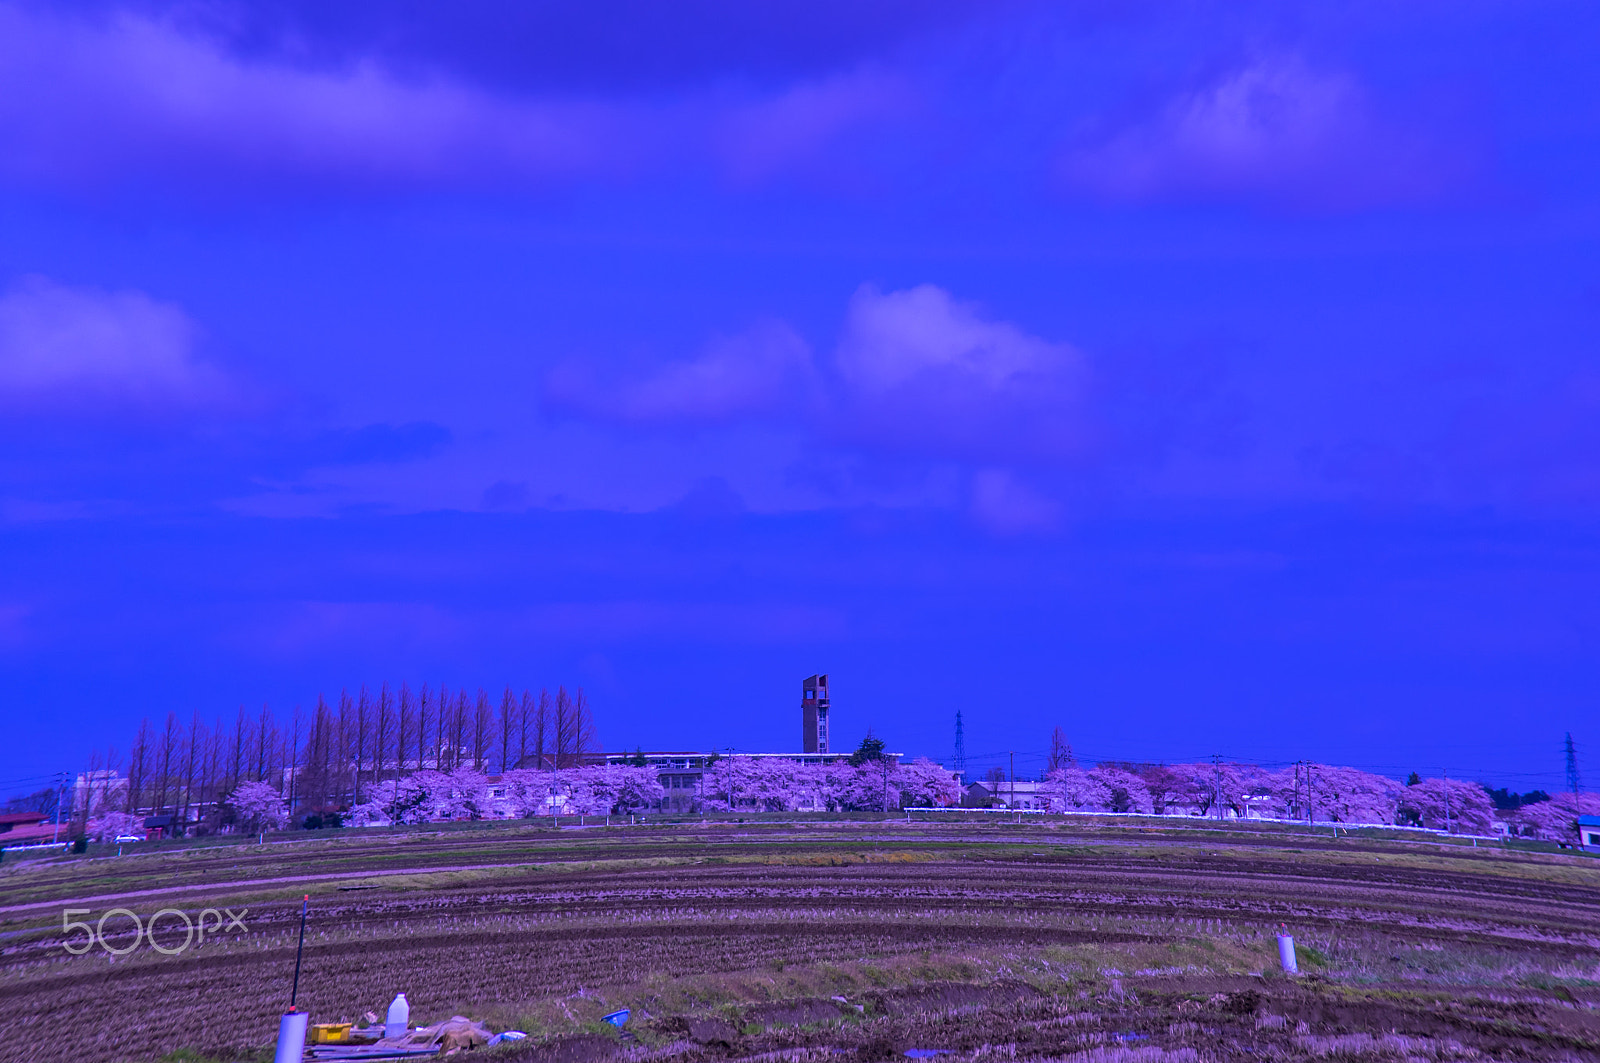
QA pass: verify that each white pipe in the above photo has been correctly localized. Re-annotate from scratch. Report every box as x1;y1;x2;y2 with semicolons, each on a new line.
274;1011;309;1063
1276;932;1299;974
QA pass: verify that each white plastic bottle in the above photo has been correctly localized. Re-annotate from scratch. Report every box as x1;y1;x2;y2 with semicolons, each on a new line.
386;993;410;1039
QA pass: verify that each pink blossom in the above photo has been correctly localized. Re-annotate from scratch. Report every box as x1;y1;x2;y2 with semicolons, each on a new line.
225;780;289;832
1397;777;1495;834
1508;792;1600;842
1088;766;1153;814
1045;767;1111;812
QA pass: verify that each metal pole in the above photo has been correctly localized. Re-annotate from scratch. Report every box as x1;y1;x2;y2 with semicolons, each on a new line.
1307;763;1315;828
290;895;308;1009
53;772;65;844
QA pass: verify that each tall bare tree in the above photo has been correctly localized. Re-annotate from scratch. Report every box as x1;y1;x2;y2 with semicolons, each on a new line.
435;684;451;770
571;688;597;763
416;684;433;770
101;746;122;820
532;689;552;769
127;718;152;813
374;683;394;796
181;712;204;829
472;689;493;770
155;711;180;814
449;690;469;770
353;688;370;803
1046;727;1075;776
228;705;249;796
336;691;355;805
517;690;533;769
286;706;303;818
498;688;517;774
255;704;278;782
397;683;414;777
552;687;597;768
77;749;102;833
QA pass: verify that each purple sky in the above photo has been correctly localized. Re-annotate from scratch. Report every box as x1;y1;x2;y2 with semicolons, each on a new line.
3;1;1599;792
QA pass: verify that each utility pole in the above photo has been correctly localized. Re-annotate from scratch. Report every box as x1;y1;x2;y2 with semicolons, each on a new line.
52;771;66;844
1010;751;1016;815
1307;762;1316;828
1211;754;1224;821
1442;768;1451;834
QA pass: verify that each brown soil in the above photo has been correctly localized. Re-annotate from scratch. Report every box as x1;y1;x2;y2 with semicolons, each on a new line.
0;822;1595;1062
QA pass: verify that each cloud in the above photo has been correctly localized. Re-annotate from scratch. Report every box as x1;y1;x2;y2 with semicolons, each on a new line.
136;0;984;98
550;282;1093;469
0;4;936;195
832;284;1090;462
0;275;231;415
717;69;916;183
1062;56;1473;210
0;5;629;193
546;319;815;425
969;468;1062;535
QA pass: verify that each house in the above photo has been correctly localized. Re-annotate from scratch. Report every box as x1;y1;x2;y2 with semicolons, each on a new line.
143;813;182;840
964;780;1051;811
1580;815;1600;853
0;812;62;846
603;750;901;813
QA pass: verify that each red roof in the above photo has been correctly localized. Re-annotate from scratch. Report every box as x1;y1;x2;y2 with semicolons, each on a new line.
0;822;65;845
0;811;50;826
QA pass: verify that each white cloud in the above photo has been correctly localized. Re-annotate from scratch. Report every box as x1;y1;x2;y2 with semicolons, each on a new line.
547;319;816;425
831;284;1089;461
1062;56;1461;210
0;275;228;414
970;468;1063;535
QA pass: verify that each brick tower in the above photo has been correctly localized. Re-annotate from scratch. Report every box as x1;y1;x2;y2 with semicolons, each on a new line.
802;674;830;753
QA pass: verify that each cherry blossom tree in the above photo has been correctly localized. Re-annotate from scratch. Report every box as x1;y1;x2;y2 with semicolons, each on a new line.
1088;766;1154;813
430;767;493;819
896;758;962;807
1509;791;1600;842
1045;767;1111;812
1397;777;1495;834
1158;763;1249;818
90;810;143;842
1139;765;1185;815
497;768;555;817
1261;765;1402;825
562;765;663;815
226;780;289;832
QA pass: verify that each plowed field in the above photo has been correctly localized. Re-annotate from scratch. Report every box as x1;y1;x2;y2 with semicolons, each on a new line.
1;820;1597;1062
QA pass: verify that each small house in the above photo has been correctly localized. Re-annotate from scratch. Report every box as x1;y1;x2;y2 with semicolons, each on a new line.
1579;815;1600;853
0;812;59;846
142;813;181;840
963;780;1050;811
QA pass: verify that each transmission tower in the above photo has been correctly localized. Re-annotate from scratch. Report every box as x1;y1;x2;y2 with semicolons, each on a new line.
953;710;967;777
1566;732;1582;797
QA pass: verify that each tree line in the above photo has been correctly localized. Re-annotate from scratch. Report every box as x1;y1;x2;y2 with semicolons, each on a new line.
76;683;597;832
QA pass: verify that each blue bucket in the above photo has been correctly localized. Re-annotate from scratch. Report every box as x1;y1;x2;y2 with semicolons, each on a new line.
602;1009;631;1028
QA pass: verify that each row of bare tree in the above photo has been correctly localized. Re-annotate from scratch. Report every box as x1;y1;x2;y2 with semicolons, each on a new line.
79;684;597;829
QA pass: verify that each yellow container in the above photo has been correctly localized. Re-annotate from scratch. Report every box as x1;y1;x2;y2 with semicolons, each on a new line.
309;1023;353;1044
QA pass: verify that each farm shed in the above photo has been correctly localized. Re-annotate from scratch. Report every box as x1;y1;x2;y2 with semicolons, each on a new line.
1580;815;1600;853
964;780;1050;810
0;812;60;846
